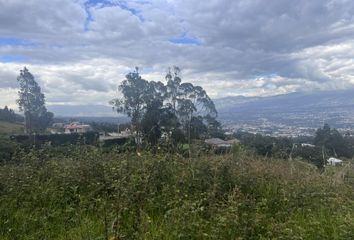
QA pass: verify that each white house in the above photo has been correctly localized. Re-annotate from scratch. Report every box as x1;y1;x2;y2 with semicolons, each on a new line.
327;157;343;166
64;122;92;134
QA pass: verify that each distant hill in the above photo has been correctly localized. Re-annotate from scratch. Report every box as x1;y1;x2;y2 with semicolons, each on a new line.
214;89;354;129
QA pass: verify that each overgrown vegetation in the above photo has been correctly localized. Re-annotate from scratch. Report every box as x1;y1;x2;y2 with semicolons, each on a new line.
236;124;354;168
2;67;354;239
1;146;354;239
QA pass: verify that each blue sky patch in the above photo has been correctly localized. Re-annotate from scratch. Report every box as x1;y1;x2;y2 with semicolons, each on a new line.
169;36;201;46
140;67;155;74
84;0;144;31
0;37;36;47
0;55;29;63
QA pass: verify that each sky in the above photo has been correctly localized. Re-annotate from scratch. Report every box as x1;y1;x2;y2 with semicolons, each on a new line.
1;0;354;109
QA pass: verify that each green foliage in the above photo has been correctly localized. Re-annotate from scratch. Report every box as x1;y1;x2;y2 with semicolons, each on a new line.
1;146;354;239
110;68;154;128
141;100;164;146
110;67;221;147
16;67;54;133
0;136;19;164
236;132;292;158
189;116;207;139
236;128;354;168
100;136;133;148
314;124;350;158
293;145;324;168
205;114;225;139
171;128;186;145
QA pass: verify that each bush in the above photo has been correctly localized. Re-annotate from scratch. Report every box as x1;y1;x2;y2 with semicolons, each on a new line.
0;136;19;164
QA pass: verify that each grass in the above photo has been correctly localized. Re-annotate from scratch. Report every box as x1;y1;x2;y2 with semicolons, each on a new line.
0;146;354;239
0;120;23;135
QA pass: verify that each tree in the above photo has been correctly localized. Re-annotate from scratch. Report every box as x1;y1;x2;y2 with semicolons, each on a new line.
314;123;331;147
314;124;350;158
205;114;224;138
164;66;218;144
189;116;208;139
110;68;155;144
111;67;219;147
293;145;324;168
16;67;53;133
165;67;217;121
141;99;163;146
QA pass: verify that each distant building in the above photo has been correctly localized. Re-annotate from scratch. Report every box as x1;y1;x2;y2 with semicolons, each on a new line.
327;157;343;166
64;122;92;134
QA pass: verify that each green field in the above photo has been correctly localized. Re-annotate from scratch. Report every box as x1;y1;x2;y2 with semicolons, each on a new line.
0;121;23;135
1;146;354;239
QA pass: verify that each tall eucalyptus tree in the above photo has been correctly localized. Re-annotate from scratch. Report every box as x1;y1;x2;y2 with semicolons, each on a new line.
17;67;53;134
111;66;221;146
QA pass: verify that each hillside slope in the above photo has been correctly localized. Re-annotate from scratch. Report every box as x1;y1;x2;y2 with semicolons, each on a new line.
0;121;23;135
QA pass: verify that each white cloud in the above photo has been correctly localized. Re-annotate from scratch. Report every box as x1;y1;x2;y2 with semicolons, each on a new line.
0;88;18;109
1;0;354;110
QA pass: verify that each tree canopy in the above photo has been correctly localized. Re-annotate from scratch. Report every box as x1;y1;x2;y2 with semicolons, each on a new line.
16;67;53;134
314;123;350;158
111;67;223;146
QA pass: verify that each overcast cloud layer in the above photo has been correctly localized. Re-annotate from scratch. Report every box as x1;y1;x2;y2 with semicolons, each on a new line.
1;0;354;109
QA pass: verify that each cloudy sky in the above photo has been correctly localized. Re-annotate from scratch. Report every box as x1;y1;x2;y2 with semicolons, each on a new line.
1;0;354;109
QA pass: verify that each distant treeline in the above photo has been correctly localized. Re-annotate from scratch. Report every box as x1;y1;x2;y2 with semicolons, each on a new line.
0;106;23;123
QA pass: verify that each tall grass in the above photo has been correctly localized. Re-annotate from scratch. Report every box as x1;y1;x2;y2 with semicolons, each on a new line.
0;146;354;239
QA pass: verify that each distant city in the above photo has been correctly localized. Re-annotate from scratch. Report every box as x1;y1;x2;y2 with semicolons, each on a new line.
216;89;354;137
